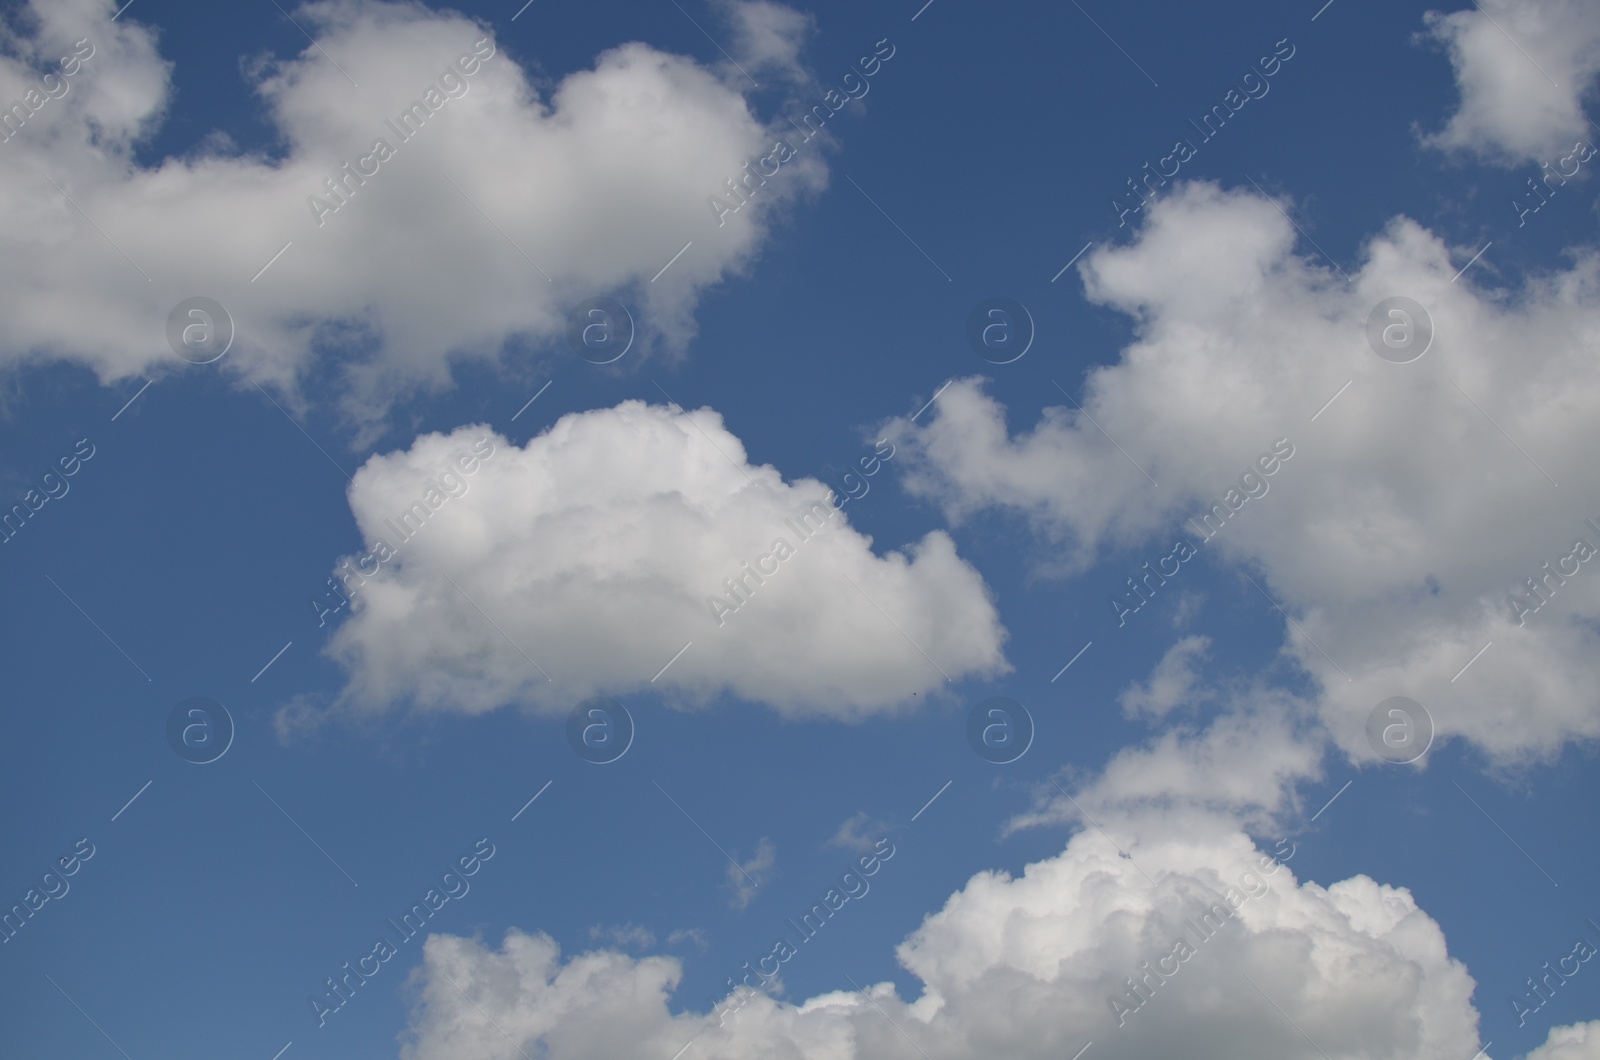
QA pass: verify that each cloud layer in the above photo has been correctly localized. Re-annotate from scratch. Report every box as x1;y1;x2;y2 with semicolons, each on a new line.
886;180;1600;765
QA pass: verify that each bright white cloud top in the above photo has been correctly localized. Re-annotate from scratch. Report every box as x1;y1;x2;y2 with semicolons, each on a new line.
1527;1022;1600;1060
398;822;1485;1060
284;399;1007;728
0;0;1595;1057
0;0;825;420
885;180;1600;766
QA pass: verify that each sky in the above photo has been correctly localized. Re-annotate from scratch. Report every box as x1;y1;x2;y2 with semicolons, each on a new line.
0;0;1598;1057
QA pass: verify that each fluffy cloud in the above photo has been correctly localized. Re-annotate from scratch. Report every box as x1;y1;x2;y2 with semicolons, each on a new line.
712;0;816;85
393;642;1484;1060
285;399;1007;728
1005;698;1326;841
0;0;825;423
886;180;1600;764
1420;0;1600;164
398;823;1483;1060
1118;635;1211;720
1528;1022;1600;1060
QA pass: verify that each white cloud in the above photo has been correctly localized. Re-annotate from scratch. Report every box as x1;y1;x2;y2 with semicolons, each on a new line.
727;838;775;911
0;0;826;425
1420;0;1600;164
1006;694;1327;840
1528;1022;1600;1060
400;931;690;1060
399;822;1483;1060
667;928;709;952
283;399;1007;729
1118;635;1211;720
712;0;815;86
827;811;892;854
885;180;1600;765
1170;591;1204;628
394;683;1488;1060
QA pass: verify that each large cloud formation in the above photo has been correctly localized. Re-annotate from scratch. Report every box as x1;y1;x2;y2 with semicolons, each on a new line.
283;399;1008;728
386;655;1555;1060
1420;0;1600;164
397;820;1485;1060
384;654;1586;1060
884;180;1600;765
0;0;825;421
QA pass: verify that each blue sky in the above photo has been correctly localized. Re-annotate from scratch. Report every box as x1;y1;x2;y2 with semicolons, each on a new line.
1;0;1599;1058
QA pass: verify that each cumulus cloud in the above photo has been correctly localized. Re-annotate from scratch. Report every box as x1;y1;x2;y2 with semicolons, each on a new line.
885;180;1600;765
283;399;1007;729
1528;1021;1600;1060
392;663;1486;1060
1007;697;1327;840
1420;0;1600;164
0;0;826;425
398;823;1483;1060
